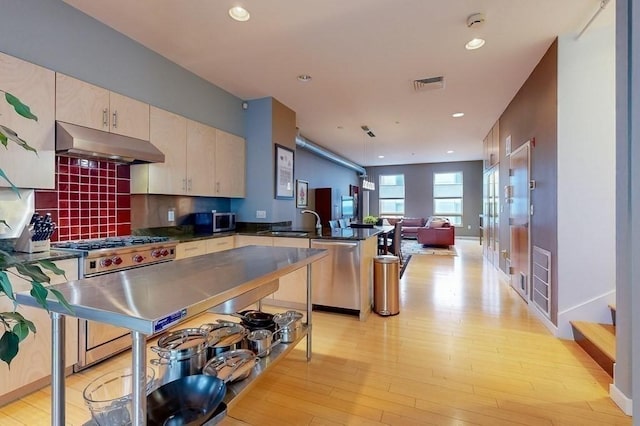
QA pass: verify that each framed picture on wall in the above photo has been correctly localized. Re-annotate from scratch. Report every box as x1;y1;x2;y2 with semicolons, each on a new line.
296;180;309;208
274;144;294;199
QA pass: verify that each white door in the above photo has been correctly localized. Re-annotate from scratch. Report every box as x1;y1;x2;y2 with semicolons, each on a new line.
509;143;530;301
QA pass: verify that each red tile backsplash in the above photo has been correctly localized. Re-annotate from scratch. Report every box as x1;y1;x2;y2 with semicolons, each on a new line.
34;157;131;241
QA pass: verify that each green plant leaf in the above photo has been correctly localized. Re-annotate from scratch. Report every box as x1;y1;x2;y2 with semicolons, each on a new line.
0;271;15;300
15;263;50;284
49;288;74;315
4;92;38;121
0;168;20;197
12;321;30;342
0;330;20;367
36;260;66;280
29;281;50;312
0;131;7;147
0;125;37;155
2;312;36;335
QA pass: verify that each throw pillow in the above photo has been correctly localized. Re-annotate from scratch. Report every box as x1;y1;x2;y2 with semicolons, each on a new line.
427;216;450;228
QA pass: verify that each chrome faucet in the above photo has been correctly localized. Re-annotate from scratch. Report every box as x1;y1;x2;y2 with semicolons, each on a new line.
301;209;322;235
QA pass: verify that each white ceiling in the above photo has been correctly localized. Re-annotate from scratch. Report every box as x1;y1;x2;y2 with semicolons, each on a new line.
63;0;601;167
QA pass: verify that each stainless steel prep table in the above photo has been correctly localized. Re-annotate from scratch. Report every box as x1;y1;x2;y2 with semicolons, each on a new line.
16;245;327;426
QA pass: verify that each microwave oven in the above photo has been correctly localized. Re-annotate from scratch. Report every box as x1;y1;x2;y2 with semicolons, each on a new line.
193;212;236;233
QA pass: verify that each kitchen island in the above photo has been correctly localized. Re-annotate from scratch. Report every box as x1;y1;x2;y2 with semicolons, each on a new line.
15;245;327;426
138;225;385;321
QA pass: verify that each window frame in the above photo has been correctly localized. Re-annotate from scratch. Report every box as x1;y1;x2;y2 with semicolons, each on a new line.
378;173;405;217
433;171;463;226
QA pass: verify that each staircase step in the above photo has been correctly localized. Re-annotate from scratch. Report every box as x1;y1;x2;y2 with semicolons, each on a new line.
571;321;616;377
609;303;616;325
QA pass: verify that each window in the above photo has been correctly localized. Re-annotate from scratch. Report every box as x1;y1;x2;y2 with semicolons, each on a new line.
433;172;463;226
379;174;405;216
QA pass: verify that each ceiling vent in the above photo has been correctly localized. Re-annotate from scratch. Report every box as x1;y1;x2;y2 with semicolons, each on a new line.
412;76;445;92
361;125;376;137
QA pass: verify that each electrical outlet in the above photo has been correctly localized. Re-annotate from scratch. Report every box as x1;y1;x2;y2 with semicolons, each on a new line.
256;210;266;219
467;225;471;229
167;208;175;222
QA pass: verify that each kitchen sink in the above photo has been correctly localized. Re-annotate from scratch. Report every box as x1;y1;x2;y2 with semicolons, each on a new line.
269;231;309;237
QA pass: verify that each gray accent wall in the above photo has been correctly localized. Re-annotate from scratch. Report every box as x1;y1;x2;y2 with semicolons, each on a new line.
365;161;483;238
0;0;243;136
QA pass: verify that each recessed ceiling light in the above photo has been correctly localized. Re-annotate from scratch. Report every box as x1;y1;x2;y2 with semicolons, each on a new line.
447;150;454;154
297;74;312;82
378;155;385;159
452;112;465;118
465;38;485;50
229;6;250;22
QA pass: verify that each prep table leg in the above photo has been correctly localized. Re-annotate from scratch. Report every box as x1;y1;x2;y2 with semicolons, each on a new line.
131;331;147;426
51;312;65;426
306;263;312;361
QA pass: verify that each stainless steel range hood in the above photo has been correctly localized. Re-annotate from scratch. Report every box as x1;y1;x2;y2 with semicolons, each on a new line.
55;121;164;163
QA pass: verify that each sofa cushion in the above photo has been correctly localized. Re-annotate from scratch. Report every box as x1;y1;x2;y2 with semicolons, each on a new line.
401;217;426;227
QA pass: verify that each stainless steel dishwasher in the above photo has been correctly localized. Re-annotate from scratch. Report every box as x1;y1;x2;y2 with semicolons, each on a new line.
310;239;360;312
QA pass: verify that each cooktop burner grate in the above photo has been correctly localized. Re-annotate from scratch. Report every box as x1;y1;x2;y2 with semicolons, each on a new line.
53;236;172;251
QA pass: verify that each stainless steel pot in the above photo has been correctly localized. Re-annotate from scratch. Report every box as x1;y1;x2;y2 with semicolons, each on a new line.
273;310;304;343
150;327;212;386
247;329;280;357
201;322;248;358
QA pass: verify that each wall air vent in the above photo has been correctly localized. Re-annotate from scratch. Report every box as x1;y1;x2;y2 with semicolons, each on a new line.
412;76;445;92
361;125;376;138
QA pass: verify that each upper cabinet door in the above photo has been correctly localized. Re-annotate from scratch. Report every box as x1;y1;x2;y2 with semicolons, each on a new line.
0;52;55;189
215;129;246;198
55;73;110;131
186;119;216;196
109;91;150;141
145;106;187;195
56;73;150;141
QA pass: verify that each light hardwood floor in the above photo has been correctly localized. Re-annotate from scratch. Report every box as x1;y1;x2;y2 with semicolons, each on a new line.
0;239;631;425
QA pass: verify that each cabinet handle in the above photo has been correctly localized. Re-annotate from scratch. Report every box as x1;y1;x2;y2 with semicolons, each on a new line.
182;178;187;191
188;178;192;191
112;110;118;128
185;246;199;251
216;182;220;193
102;108;108;127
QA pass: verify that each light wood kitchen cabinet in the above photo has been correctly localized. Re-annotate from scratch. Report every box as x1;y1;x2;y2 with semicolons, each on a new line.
0;258;79;405
271;237;310;309
205;236;234;253
0;52;55;189
187;119;216;196
131;110;241;197
55;73;150;141
234;235;273;248
175;240;207;259
131;107;187;195
215;129;246;197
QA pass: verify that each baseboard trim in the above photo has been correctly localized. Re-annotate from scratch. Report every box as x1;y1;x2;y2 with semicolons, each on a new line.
529;303;559;336
609;382;633;416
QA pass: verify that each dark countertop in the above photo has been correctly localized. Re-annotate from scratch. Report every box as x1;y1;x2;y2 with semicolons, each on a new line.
3;249;81;265
135;226;386;243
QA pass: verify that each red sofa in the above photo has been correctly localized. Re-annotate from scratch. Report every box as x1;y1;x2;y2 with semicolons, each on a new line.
417;225;455;247
399;217;426;239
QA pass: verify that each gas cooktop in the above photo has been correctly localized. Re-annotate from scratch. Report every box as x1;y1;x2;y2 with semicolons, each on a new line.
52;236;173;251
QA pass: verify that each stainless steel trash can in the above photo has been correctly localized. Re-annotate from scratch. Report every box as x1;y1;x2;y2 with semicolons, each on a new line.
373;255;400;316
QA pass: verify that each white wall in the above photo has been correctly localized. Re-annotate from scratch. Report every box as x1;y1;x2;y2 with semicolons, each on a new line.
556;5;616;338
